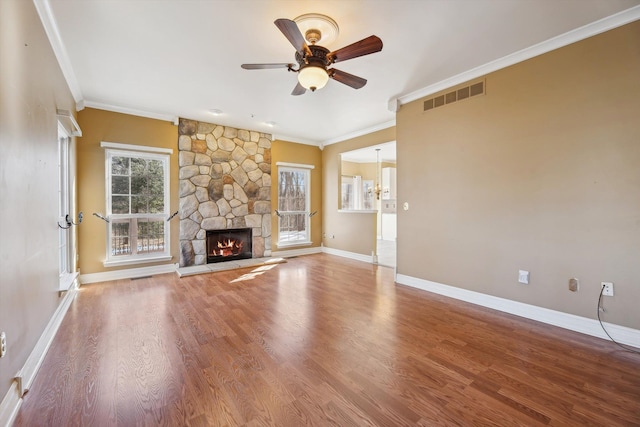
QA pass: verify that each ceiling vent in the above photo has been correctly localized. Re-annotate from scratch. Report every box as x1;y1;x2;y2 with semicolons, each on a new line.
423;80;485;112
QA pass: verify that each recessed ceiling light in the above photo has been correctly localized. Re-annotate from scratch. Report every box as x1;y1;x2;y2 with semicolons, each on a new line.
209;109;223;115
265;121;276;127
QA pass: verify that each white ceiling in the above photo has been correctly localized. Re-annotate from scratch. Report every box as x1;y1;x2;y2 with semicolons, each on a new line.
40;0;640;146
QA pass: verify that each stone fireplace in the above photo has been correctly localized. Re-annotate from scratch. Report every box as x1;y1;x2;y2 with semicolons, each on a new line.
178;118;271;267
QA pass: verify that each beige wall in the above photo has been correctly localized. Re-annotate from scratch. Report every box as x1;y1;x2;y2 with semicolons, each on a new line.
271;140;323;251
322;127;396;255
396;21;640;328
0;0;77;396
76;108;179;274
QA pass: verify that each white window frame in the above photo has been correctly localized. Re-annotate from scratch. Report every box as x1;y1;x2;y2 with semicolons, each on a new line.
58;123;78;290
103;143;172;266
276;162;314;247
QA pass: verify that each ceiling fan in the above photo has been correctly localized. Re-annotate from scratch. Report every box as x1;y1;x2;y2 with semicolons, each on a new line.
241;15;383;95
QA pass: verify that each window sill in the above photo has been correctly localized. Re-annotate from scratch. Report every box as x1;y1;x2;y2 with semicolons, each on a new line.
276;241;313;249
103;254;172;268
337;209;378;214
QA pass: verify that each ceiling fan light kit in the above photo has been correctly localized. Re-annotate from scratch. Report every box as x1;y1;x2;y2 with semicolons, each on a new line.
298;65;329;91
241;14;382;95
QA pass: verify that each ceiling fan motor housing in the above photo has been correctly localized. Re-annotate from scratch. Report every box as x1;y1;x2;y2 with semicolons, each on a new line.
295;45;331;69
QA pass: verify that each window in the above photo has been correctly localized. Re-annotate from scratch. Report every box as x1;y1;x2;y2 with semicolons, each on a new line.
341;176;375;210
277;163;313;246
105;146;170;265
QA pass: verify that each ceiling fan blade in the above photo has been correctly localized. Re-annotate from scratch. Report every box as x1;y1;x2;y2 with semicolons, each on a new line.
274;19;311;56
291;82;306;96
241;63;292;70
327;35;383;63
329;68;367;89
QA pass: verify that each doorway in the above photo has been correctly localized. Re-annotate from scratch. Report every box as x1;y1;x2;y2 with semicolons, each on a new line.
340;142;396;268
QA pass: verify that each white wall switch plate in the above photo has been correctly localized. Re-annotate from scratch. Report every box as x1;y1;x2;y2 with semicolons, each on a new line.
518;270;529;284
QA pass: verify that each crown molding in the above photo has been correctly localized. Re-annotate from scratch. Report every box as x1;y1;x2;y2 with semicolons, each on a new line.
84;101;177;123
398;5;640;105
322;119;396;146
33;0;83;103
272;134;321;147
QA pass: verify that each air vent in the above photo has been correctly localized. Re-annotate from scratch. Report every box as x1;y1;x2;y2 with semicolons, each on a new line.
423;80;485;112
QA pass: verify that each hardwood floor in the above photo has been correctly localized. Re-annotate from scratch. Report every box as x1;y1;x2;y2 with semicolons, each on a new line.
14;254;640;426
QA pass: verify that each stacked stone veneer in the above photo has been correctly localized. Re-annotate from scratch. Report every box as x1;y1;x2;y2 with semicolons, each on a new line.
178;118;272;267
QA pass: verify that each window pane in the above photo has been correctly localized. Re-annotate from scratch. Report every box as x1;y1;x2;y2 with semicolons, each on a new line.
131;175;147;196
278;170;307;211
149;173;164;197
112;175;129;195
111;221;131;256
111;156;129;175
149;196;164;213
136;219;165;254
112;195;130;214
130;157;146;176
279;213;307;243
131;195;147;213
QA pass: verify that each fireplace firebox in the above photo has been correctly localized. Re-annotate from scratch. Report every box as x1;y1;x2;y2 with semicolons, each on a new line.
206;228;253;263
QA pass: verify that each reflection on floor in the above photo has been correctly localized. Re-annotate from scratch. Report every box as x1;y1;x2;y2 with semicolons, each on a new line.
377;239;396;268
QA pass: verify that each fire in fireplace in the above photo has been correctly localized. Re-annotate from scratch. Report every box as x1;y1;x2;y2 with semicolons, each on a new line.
206;228;252;263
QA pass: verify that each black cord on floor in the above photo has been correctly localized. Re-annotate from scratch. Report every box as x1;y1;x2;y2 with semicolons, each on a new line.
597;285;640;354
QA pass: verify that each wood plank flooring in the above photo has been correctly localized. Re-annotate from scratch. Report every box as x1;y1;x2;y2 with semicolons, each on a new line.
14;254;640;426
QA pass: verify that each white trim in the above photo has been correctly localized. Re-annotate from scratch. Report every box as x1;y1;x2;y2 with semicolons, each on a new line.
16;279;79;395
273;134;320;147
322;120;396;146
275;241;314;249
398;5;640;106
0;277;80;426
396;274;640;349
33;0;83;103
322;246;375;264
84;101;176;123
79;263;177;284
337;209;378;214
100;141;174;155
272;246;323;258
103;255;173;268
56;109;82;137
0;382;21;427
59;271;79;291
275;162;315;170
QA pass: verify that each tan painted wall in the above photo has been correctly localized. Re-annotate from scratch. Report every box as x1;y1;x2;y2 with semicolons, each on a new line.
271;140;323;251
341;161;376;181
396;21;640;328
0;0;77;396
76;108;179;274
322;127;396;255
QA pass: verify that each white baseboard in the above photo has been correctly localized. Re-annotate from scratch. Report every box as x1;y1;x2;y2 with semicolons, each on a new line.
322;246;375;264
396;274;640;349
0;382;21;427
0;277;80;427
79;263;177;284
272;246;322;258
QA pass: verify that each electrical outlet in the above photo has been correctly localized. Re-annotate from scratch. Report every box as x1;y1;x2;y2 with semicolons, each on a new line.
0;332;6;358
569;278;579;292
601;282;614;296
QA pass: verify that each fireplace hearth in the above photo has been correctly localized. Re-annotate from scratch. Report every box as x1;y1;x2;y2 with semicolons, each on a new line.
206;228;253;263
